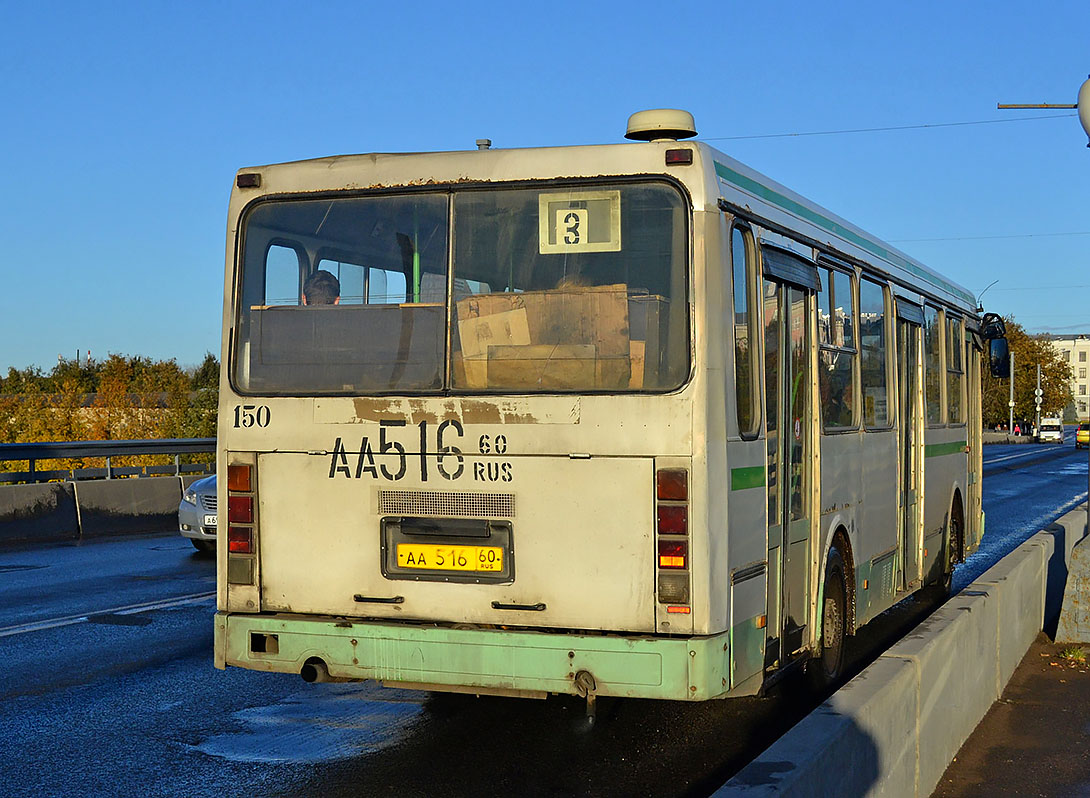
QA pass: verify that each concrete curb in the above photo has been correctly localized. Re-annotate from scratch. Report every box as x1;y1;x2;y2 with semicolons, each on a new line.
716;503;1088;798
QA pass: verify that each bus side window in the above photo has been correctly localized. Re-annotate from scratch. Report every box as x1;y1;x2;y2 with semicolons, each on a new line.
924;306;944;425
731;225;759;437
817;265;857;430
859;277;890;429
947;315;964;424
265;244;306;306
367;266;408;305
316;258;366;305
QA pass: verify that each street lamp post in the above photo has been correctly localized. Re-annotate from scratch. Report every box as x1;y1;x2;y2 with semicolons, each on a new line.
1035;363;1042;438
1009;349;1015;435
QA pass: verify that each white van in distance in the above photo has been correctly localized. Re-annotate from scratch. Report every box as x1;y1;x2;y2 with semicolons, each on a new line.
1037;416;1064;444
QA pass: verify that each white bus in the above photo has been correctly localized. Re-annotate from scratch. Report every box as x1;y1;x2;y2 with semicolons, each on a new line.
213;109;995;706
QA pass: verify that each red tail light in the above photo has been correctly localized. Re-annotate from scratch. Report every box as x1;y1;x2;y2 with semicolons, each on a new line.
226;459;256;585
228;526;253;554
658;539;687;569
656;469;688;501
228;495;253;524
657;505;687;534
655;466;690;611
227;464;252;493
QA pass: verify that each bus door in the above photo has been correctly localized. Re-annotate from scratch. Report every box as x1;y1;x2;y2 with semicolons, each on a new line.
761;254;817;670
965;338;984;552
896;306;924;590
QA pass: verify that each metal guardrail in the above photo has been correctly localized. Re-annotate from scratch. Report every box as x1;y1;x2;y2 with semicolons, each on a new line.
0;438;216;484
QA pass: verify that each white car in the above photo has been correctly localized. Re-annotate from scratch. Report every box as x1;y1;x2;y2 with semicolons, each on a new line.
179;474;217;553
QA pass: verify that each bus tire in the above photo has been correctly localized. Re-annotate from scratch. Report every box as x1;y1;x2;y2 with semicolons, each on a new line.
923;500;962;605
811;546;848;689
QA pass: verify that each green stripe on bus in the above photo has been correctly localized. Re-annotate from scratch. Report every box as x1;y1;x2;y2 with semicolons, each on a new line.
713;161;975;306
924;441;967;458
731;466;766;490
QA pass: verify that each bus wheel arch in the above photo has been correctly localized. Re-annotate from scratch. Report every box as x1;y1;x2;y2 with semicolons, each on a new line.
828;527;856;632
812;529;854;688
926;491;964;603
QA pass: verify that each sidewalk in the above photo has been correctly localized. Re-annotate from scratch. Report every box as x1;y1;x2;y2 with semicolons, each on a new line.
932;632;1090;797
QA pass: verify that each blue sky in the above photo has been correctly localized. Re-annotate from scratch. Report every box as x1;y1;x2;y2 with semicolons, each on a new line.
2;0;1087;372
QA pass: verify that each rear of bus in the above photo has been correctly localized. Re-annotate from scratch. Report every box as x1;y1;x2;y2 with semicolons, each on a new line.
212;134;735;700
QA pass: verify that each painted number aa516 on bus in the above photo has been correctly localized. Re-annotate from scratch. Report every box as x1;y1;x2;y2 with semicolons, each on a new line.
326;421;513;483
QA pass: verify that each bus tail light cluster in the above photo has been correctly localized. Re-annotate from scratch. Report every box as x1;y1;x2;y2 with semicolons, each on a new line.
656;468;690;609
227;463;256;584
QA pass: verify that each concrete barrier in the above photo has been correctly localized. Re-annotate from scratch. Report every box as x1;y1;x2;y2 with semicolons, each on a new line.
981;431;1033;445
0;474;217;546
73;477;183;538
1044;505;1088;637
717;503;1087;798
0;482;79;544
1056;513;1090;643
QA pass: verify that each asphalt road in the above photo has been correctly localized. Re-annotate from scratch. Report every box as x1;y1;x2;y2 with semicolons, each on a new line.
0;441;1086;798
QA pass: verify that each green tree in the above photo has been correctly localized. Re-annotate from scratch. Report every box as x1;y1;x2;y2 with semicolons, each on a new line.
49;356;99;394
181;354;218;444
1;365;48;395
191;352;219;391
981;318;1073;428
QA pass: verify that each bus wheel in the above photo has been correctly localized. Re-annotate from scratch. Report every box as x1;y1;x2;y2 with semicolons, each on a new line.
812;546;848;689
925;502;962;605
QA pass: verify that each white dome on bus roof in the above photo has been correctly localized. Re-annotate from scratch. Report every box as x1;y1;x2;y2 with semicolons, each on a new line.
625;109;697;142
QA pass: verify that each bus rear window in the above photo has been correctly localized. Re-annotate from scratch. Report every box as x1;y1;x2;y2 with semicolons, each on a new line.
232;182;689;395
234;193;448;394
450;183;688;393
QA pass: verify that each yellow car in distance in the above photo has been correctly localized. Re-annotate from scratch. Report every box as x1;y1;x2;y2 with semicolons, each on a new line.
1077;422;1090;450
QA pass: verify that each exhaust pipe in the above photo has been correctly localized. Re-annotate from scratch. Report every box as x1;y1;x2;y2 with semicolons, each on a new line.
300;658;349;683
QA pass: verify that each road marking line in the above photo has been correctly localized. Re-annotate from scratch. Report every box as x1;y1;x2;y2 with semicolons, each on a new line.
984;448;1072;466
0;591;216;638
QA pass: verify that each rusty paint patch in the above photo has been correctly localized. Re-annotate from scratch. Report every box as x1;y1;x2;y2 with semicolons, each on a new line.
456;400;503;424
349;398;406;421
404;400;439;424
323;397;579;425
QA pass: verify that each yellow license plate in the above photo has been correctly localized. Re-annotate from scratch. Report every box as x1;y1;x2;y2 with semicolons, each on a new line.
396;543;504;572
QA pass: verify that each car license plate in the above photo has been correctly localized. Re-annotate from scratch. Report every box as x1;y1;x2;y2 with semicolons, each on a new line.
396;543;503;572
203;514;217;527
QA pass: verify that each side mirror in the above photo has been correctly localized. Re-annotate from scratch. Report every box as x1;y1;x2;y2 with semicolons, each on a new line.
990;338;1010;378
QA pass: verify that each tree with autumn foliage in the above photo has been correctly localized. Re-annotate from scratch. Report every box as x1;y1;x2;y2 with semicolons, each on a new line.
981;318;1073;428
0;352;219;473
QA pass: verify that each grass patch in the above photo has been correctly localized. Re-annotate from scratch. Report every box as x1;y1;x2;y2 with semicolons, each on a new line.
1058;646;1087;664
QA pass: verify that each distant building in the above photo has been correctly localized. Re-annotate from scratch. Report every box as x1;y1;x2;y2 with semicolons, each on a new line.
1048;334;1090;420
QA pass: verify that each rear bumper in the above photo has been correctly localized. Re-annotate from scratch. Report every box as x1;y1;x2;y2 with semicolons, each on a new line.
214;612;731;701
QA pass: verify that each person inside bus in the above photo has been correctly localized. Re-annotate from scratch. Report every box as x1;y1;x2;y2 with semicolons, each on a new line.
302;270;341;305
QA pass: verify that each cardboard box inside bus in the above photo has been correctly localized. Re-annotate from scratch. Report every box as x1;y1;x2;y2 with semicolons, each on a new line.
454;285;668;391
